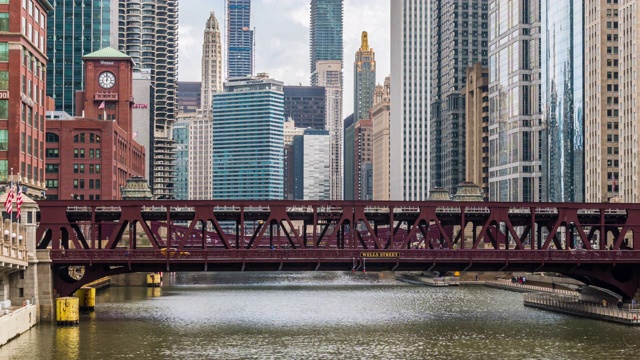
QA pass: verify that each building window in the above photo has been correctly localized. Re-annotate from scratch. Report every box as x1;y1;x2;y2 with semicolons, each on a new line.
46;164;58;173
0;100;7;119
0;43;7;62
46;148;59;158
45;179;58;188
46;132;59;142
0;71;7;90
0;129;6;150
0;14;7;32
0;159;7;182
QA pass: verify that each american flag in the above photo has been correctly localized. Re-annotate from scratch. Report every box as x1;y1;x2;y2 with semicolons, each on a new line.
4;182;14;214
612;174;617;192
16;185;23;219
98;101;106;110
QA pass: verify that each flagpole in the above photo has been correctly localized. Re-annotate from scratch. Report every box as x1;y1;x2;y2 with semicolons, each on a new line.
16;176;19;244
8;168;12;243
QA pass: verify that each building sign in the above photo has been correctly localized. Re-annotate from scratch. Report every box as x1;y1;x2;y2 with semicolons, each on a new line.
132;104;148;109
360;252;400;258
100;61;114;65
0;91;8;99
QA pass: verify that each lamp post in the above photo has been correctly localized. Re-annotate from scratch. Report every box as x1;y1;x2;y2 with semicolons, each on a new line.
11;232;16;247
18;235;23;249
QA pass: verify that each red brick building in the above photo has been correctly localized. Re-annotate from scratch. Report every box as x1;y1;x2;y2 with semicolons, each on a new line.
45;48;145;200
0;0;52;195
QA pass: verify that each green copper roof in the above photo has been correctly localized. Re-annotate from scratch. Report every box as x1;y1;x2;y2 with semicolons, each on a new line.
83;47;132;60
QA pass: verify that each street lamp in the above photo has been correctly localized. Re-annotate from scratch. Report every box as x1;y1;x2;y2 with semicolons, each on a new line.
11;232;16;246
18;235;23;248
3;230;8;243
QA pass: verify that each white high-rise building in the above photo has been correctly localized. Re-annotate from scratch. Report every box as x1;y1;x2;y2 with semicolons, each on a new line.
619;0;640;202
315;60;343;200
201;12;223;111
186;12;223;200
390;1;431;200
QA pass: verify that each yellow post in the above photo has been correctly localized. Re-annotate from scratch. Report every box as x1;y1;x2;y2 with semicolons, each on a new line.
56;297;79;326
77;287;96;311
146;273;161;287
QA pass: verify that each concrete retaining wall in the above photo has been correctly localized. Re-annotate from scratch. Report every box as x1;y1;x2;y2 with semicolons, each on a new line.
0;305;37;346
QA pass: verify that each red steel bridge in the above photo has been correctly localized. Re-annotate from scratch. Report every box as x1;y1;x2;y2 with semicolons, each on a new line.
35;200;640;298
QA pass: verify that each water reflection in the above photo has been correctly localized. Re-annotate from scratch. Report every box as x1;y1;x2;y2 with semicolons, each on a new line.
1;272;640;359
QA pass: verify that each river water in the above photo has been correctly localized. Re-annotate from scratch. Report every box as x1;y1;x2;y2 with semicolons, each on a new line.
2;272;640;359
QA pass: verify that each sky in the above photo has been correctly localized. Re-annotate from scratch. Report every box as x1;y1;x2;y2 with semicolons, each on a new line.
178;0;390;117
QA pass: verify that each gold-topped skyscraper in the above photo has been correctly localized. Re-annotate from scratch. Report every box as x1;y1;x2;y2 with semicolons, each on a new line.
353;31;376;122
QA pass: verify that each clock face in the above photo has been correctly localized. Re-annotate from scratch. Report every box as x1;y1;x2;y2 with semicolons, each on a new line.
98;71;116;89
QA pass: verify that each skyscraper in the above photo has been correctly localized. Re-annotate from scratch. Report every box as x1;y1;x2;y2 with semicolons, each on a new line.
372;76;391;201
293;129;331;200
283;86;326;130
173;119;189;200
462;64;490;202
390;1;431;200
584;0;620;202
316;60;343;200
212;75;284;200
619;0;640;202
488;0;543;202
201;12;223;111
183;12;223;201
430;1;489;194
345;119;373;201
354;31;376;122
227;0;253;78
118;0;179;199
541;1;584;202
310;0;343;86
46;0;117;116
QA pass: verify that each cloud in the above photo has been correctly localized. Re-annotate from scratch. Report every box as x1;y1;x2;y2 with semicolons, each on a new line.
178;0;391;116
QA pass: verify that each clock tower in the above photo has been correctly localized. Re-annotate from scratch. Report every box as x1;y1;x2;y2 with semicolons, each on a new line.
76;47;135;133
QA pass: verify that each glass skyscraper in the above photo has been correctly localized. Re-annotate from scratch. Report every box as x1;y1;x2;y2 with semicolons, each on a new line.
310;0;343;86
172;120;189;200
541;1;584;202
488;0;543;202
430;0;489;194
46;0;116;115
227;0;253;78
212;76;284;200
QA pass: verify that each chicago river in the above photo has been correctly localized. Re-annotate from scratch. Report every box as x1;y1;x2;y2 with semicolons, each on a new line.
1;272;640;359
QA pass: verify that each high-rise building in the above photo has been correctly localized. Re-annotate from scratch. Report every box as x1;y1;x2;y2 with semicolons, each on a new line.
283;86;326;130
45;48;145;200
283;120;305;200
2;0;52;195
293;129;331;200
177;81;201;114
344;116;355;200
180;12;223;201
227;0;253;78
541;1;584;202
315;60;343;200
430;1;489;194
345;118;373;200
488;0;543;202
201;12;223;110
354;31;376;122
212;75;284;200
310;0;343;86
462;64;489;202
619;0;640;202
390;1;431;200
172;119;189;200
132;71;152;181
46;0;117;116
345;119;373;201
117;0;179;199
584;0;620;202
372;76;391;201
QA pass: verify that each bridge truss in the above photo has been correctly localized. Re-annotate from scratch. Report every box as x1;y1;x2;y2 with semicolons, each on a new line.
35;200;640;298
